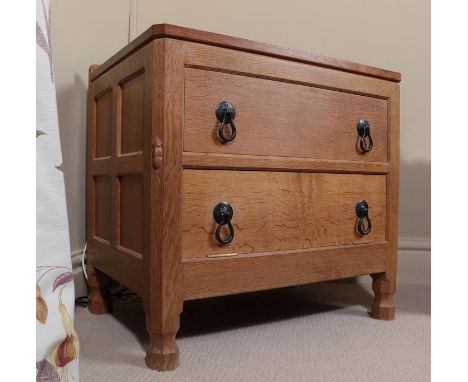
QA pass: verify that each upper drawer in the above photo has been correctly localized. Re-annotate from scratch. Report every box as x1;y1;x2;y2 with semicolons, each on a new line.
184;68;388;162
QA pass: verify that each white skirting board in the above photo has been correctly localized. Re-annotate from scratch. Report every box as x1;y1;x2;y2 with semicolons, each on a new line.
72;250;88;298
395;236;431;286
71;236;431;297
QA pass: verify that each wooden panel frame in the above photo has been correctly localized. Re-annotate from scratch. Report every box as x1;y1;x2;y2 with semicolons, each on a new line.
86;45;153;294
87;39;186;370
183;243;388;300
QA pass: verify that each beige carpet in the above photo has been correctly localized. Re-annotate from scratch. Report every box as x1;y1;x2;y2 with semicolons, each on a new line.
76;280;430;382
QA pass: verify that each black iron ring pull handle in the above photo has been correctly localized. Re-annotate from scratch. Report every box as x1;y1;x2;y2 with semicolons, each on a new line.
215;101;237;143
213;202;235;245
357;119;374;153
355;200;372;236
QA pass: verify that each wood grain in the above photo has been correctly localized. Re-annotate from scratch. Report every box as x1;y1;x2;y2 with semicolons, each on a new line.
88;267;113;314
371;83;400;320
121;72;145;154
119;174;143;253
91;240;143;294
91;24;400;82
86;64;114;315
184;68;388;162
182;170;387;258
371;272;395;320
184;41;395;99
87;47;151;306
95;90;112;158
183;243;388;300
144;39;185;371
94;175;111;241
182;153;390;174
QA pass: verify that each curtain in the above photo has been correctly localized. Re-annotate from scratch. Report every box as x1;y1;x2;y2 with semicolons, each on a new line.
36;0;79;380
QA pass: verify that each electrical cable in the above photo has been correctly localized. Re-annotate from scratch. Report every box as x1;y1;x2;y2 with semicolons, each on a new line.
81;242;88;281
77;243;138;306
75;286;138;307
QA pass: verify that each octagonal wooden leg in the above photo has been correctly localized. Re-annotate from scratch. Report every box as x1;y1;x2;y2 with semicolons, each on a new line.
88;267;113;315
371;272;395;320
146;332;179;371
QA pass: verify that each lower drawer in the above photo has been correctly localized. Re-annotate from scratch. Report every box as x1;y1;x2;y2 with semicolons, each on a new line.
182;170;387;259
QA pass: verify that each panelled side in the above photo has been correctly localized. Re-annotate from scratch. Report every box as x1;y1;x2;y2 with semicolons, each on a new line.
86;46;154;295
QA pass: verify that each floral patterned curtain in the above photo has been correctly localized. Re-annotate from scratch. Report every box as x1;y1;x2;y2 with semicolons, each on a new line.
36;0;79;380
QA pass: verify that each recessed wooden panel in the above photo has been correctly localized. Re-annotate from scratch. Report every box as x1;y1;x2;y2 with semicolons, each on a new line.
95;91;113;158
184;68;388;162
94;176;111;241
121;73;145;154
119;174;143;253
182;170;387;258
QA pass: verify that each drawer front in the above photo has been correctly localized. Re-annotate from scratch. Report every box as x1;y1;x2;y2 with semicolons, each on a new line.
184;68;388;162
182;170;387;259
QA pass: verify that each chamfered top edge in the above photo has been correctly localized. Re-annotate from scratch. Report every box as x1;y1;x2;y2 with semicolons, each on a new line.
90;23;401;83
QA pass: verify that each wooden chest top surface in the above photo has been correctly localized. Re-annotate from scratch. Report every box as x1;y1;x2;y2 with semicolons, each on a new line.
90;23;401;83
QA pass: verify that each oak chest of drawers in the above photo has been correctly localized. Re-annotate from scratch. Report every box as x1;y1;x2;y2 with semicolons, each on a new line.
86;24;400;371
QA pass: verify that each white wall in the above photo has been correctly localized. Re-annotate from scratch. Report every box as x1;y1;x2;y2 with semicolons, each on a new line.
51;0;430;270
